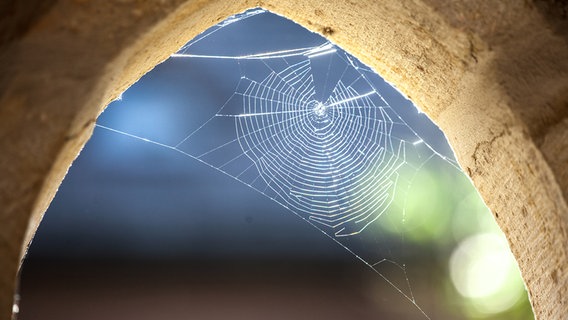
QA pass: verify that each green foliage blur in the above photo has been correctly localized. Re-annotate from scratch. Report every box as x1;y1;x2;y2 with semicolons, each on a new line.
376;156;533;319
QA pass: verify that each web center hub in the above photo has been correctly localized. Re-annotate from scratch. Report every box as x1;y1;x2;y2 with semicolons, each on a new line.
313;102;328;117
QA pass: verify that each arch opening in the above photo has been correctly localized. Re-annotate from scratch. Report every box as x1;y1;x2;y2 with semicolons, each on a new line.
1;1;567;320
21;8;532;320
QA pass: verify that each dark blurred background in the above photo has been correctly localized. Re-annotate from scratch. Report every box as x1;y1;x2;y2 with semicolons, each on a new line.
19;9;533;320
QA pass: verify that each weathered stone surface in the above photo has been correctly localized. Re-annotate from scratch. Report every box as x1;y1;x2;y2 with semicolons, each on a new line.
0;1;566;319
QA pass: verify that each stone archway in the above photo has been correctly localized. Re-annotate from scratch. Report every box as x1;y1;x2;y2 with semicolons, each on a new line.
1;1;567;319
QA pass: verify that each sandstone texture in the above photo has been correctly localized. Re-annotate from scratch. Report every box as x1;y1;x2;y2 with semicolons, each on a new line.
1;1;567;319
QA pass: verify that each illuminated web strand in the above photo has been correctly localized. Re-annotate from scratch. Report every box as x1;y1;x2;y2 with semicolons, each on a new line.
94;122;427;319
173;42;335;60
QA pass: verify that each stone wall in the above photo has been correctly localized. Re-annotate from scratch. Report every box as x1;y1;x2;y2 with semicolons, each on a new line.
1;1;566;319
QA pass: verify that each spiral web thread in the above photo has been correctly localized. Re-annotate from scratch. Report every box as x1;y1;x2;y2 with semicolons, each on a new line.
97;8;461;319
213;58;404;237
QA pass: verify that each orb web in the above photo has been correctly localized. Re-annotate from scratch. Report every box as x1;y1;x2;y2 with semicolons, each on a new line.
222;59;404;236
96;8;462;319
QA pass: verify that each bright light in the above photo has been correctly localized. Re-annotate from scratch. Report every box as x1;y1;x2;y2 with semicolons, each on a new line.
449;233;525;314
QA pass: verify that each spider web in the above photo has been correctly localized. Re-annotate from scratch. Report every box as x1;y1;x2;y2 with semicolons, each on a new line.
97;8;461;319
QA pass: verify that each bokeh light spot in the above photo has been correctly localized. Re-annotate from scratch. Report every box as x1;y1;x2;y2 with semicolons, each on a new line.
450;233;525;314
